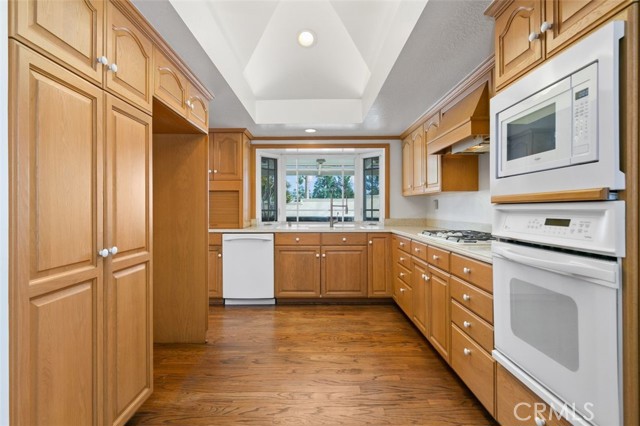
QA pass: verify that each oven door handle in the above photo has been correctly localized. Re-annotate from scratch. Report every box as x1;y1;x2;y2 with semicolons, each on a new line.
493;245;617;284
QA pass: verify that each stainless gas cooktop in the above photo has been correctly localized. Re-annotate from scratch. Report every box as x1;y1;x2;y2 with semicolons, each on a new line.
419;230;494;245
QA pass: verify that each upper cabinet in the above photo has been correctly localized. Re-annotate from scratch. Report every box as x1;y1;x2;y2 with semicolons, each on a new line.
10;0;105;85
486;0;632;91
411;127;426;194
210;132;243;181
105;0;153;112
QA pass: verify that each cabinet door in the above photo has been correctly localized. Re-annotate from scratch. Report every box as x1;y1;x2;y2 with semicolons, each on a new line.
105;0;153;112
10;0;105;84
153;46;187;116
367;233;392;297
275;246;321;297
9;42;105;426
412;261;428;334
428;267;450;361
411;128;426;193
425;155;441;193
104;95;153;426
494;0;544;89
208;246;223;298
211;132;243;181
544;0;629;55
186;84;209;133
322;246;368;297
401;136;413;195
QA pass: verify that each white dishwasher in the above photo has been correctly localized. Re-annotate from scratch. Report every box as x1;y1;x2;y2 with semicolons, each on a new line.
222;234;275;305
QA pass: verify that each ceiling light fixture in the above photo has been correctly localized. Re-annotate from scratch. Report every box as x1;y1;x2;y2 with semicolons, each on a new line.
297;30;316;48
305;128;317;133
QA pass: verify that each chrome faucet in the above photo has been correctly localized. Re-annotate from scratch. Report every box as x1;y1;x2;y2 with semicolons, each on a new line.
329;195;348;228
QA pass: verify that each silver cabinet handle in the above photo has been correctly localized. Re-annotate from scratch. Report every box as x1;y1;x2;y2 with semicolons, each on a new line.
108;63;118;73
342;237;347;242
322;253;326;258
369;240;373;245
213;170;218;173
399;242;405;247
400;257;405;262
463;321;471;328
97;56;109;65
540;21;552;32
316;253;320;258
432;255;439;260
399;288;405;293
463;348;471;356
462;294;471;301
528;32;540;42
208;169;212;174
109;246;118;255
399;272;405;277
424;274;430;281
98;248;109;258
218;253;222;258
414;248;420;253
295;237;300;242
463;267;471;274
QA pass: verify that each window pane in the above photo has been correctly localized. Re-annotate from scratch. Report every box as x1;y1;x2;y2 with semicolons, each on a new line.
261;157;277;222
363;156;380;221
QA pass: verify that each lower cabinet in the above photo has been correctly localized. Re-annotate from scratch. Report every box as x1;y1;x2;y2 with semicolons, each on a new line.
275;246;321;297
412;259;428;334
322;246;368;297
427;266;450;361
208;245;222;299
368;233;392;297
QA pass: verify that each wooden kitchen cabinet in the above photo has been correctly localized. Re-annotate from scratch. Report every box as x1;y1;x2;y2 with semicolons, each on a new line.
401;135;414;195
208;246;223;299
186;84;209;132
486;0;631;90
428;265;450;361
153;45;188;117
367;233;392;297
105;0;153;113
275;246;321;298
411;127;426;194
210;132;243;181
322;246;368;297
412;259;429;334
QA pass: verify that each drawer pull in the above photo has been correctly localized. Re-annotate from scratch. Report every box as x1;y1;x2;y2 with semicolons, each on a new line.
540;21;553;33
322;254;326;258
399;272;405;277
342;237;347;242
463;267;471;274
400;242;405;247
316;253;320;258
369;240;373;245
432;254;439;261
399;288;405;293
535;417;547;426
295;237;300;242
528;31;540;43
463;321;471;328
414;248;420;253
217;253;222;258
424;274;430;281
400;257;405;262
462;294;471;302
463;348;471;356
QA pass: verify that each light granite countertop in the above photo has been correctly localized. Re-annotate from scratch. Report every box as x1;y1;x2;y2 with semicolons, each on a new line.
210;222;493;264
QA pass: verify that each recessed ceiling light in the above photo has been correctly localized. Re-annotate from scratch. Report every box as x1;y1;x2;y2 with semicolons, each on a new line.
297;30;316;48
305;128;317;133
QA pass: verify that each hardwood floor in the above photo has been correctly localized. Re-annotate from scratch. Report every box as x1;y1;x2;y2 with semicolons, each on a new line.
128;305;496;425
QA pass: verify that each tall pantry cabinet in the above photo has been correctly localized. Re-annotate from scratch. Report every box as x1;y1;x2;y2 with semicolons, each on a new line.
7;0;212;424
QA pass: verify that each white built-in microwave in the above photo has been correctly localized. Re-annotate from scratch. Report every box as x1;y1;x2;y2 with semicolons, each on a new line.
490;21;625;199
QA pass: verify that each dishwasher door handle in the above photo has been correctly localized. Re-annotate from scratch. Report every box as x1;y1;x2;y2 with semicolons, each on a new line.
223;235;273;242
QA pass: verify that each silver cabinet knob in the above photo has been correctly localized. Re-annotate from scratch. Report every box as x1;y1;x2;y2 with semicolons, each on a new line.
399;242;405;247
295;237;300;242
463;267;471;274
217;253;222;258
342;237;347;242
399;272;405;277
540;21;552;32
432;255;439;260
98;248;109;258
213;169;218;173
316;253;320;258
108;63;118;73
208;169;213;174
399;288;405;293
424;274;430;281
97;56;108;65
463;348;471;356
528;32;540;43
463;321;471;328
369;240;373;245
414;248;420;253
109;246;118;255
322;253;326;258
462;294;471;302
400;257;405;262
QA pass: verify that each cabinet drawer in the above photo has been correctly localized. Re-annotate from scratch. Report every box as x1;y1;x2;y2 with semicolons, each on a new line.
393;248;412;269
451;300;494;353
394;278;413;318
394;263;412;287
208;233;222;246
322;233;367;245
393;235;412;254
275;233;321;245
496;364;572;426
410;240;428;262
451;253;492;293
427;246;450;271
451;325;495;415
450;276;493;324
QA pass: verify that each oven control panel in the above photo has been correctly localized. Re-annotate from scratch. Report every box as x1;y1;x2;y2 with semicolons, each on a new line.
521;217;595;240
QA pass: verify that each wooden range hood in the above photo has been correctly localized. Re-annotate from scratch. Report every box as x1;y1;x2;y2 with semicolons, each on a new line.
426;82;490;155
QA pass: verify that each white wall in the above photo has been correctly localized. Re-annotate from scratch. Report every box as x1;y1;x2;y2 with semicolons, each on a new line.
1;0;10;423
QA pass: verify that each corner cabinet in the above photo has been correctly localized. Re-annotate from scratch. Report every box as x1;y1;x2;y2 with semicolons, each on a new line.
486;0;632;90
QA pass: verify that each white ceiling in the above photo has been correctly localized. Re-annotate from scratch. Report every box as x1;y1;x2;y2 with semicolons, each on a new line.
133;0;494;136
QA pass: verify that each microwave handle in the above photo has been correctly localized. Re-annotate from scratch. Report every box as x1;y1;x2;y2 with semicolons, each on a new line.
492;244;616;284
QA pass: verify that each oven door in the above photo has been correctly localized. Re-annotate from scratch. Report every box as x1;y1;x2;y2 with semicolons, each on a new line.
492;241;620;426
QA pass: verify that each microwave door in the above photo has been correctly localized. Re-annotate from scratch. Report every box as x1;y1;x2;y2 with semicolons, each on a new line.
498;79;573;178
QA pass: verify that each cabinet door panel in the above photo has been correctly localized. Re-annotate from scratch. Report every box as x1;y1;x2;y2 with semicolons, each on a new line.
494;0;544;89
106;95;151;259
322;246;368;297
275;246;321;297
106;263;152;425
411;128;425;193
208;246;223;298
30;282;100;426
105;0;153;112
544;0;629;55
428;268;450;360
10;42;104;425
367;234;392;297
412;261;428;334
401;137;413;195
211;132;243;181
186;84;209;132
10;0;105;84
153;46;187;116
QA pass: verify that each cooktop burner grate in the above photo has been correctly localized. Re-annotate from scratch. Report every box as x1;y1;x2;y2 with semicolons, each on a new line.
420;230;495;244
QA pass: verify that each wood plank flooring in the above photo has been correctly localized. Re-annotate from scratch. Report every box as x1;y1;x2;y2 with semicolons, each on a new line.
128;305;496;425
